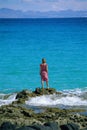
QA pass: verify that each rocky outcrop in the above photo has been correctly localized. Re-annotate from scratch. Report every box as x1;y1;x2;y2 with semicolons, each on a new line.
0;121;87;130
0;122;16;130
0;88;87;130
15;88;62;104
17;122;60;130
0;104;87;130
33;87;61;95
60;123;79;130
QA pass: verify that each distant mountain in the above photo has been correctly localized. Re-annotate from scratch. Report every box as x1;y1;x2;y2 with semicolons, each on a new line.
0;8;87;18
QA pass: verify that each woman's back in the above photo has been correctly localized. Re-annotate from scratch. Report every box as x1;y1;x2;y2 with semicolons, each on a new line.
40;63;47;72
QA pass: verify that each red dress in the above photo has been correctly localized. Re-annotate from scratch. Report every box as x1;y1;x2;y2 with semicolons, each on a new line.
40;63;48;81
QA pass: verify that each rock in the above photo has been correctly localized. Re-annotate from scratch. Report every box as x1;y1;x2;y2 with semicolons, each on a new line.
15;89;36;104
17;122;60;130
17;126;35;130
21;109;34;117
33;87;61;95
15;88;62;104
0;122;16;130
1;122;82;130
31;124;51;130
16;88;59;102
16;90;30;100
0;88;87;130
0;103;87;129
81;128;87;130
0;104;36;126
44;122;61;130
60;123;79;130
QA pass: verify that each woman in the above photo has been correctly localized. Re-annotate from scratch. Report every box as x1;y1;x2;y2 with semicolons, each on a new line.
40;58;49;88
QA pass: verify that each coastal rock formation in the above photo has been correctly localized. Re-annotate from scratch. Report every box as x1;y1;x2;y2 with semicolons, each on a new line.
60;123;79;130
0;88;87;130
0;121;87;130
16;122;60;130
0;122;16;130
16;88;61;99
33;87;61;95
15;88;61;103
0;104;87;130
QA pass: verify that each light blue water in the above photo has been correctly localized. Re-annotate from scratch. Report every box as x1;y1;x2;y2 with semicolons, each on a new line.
0;18;87;93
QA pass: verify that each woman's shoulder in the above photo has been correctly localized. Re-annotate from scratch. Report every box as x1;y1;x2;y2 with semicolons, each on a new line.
40;63;47;66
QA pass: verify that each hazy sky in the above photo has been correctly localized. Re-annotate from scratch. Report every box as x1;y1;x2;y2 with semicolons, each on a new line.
0;0;87;12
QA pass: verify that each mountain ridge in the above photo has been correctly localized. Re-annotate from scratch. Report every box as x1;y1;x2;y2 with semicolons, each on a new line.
0;8;87;18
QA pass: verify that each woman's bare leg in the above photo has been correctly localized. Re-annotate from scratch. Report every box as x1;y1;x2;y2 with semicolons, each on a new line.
46;81;49;88
41;80;44;94
41;80;44;89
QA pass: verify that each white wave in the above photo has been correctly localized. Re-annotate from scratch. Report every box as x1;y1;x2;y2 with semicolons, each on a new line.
62;88;87;96
0;93;7;99
25;94;87;107
0;93;17;106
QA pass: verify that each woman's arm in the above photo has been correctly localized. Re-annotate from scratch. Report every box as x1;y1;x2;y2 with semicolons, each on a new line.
46;65;48;73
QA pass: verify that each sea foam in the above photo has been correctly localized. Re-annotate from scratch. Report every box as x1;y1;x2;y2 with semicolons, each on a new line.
0;88;87;108
0;93;17;106
26;89;87;107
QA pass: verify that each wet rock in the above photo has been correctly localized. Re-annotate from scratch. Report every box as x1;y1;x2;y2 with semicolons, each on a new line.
16;90;30;100
44;122;61;130
33;87;61;95
60;123;79;130
16;122;60;130
0;122;16;130
0;88;87;130
1;121;86;130
0;103;87;129
0;104;36;126
0;122;60;130
81;128;87;130
16;88;61;101
15;88;61;104
21;109;34;117
33;87;54;95
17;126;35;130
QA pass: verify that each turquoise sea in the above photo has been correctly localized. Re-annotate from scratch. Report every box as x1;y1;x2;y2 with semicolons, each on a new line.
0;18;87;107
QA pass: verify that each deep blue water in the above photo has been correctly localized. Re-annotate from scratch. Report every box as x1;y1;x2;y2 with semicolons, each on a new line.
0;18;87;93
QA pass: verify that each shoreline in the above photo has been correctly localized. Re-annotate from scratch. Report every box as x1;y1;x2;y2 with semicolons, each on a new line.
0;88;87;130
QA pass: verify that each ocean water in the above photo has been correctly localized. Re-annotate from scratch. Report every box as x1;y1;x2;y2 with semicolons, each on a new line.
0;18;87;107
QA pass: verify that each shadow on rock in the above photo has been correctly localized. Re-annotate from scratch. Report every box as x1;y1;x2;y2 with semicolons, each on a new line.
0;122;87;130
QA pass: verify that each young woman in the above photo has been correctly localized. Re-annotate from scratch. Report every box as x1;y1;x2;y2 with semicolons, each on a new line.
40;58;49;88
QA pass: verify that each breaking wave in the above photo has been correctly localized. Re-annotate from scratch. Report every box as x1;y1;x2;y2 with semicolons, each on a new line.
26;88;87;108
0;93;17;106
0;88;87;108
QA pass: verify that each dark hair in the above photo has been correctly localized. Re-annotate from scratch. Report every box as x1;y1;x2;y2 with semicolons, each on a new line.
42;58;46;63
